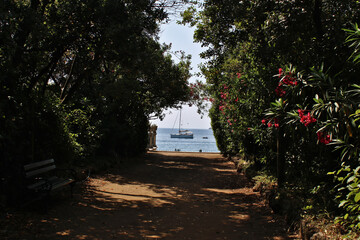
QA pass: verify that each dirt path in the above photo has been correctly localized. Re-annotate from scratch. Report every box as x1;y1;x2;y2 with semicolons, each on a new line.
2;151;297;239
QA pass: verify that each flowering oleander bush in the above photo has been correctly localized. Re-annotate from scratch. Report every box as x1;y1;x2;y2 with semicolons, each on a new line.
186;0;360;234
201;23;360;231
264;24;360;230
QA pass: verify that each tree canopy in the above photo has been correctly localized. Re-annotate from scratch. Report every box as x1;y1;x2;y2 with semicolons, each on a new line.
0;0;192;169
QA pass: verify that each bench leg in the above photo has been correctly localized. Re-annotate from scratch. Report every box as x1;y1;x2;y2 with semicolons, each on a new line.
70;182;75;198
39;191;51;213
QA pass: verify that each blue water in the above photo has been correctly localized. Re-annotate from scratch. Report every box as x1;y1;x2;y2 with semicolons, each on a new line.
156;128;220;152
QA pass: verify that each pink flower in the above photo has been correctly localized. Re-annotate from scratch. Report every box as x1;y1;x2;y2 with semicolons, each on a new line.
298;109;304;118
274;118;279;128
262;119;266;125
267;122;272;128
298;110;316;127
275;85;286;97
285;76;298;86
279;68;283;76
236;72;242;78
317;132;331;144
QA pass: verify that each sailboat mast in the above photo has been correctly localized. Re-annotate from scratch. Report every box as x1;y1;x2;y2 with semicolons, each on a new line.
179;109;181;133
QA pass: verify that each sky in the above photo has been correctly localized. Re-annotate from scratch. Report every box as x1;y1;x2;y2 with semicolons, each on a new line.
149;20;212;129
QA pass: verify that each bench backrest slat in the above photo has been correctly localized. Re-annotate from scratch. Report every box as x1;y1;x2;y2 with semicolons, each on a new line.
24;159;55;171
26;165;56;178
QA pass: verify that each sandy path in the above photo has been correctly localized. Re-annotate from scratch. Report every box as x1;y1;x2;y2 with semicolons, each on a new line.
1;151;296;239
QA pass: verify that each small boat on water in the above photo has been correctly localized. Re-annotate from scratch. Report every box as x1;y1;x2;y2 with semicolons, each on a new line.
171;129;194;139
170;109;194;139
202;137;208;139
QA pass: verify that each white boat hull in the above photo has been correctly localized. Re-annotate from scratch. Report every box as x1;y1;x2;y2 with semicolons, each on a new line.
170;133;193;139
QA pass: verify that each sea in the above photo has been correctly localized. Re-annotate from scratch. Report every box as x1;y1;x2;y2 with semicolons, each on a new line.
155;128;220;153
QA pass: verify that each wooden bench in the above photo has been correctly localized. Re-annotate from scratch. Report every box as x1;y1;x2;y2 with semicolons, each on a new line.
23;159;76;204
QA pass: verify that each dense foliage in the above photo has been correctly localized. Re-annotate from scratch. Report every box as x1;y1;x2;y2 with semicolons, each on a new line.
0;0;192;204
183;0;360;232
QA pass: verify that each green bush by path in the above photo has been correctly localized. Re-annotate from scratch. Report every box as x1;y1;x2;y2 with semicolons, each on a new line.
183;0;360;233
0;1;192;204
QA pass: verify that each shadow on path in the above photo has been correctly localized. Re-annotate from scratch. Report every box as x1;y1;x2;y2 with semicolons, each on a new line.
1;151;297;239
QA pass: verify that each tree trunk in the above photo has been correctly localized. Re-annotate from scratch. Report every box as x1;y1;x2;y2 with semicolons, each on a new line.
277;128;285;188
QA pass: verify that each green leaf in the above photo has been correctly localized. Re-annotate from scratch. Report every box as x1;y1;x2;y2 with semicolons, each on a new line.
351;205;359;212
356;222;360;229
339;200;348;207
355;193;360;202
347;175;356;183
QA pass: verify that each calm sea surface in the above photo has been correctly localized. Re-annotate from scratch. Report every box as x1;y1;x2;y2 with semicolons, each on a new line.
155;128;220;152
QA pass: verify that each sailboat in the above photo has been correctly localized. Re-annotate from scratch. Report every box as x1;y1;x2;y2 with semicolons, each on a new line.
170;109;194;139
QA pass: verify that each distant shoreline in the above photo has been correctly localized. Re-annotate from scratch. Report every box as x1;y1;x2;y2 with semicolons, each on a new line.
149;150;220;154
157;127;212;130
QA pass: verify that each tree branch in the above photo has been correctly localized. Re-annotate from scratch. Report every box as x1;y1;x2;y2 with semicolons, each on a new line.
60;55;77;100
